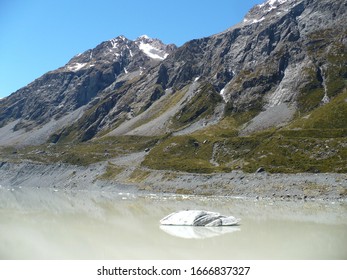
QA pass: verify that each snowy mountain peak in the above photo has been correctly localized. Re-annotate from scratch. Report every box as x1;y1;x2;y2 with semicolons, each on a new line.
260;0;288;7
138;34;150;40
258;0;290;10
63;34;176;73
135;35;171;60
243;0;297;25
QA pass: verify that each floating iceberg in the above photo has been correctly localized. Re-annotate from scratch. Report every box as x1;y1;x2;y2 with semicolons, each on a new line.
160;210;240;227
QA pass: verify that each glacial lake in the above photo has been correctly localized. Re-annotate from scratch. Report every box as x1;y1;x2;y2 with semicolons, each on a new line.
0;185;346;259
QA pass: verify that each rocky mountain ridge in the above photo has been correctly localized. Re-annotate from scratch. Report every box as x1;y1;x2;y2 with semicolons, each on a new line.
0;35;176;133
0;0;346;174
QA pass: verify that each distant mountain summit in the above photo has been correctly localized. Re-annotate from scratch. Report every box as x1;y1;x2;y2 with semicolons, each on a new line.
0;35;177;138
243;0;297;24
65;34;175;73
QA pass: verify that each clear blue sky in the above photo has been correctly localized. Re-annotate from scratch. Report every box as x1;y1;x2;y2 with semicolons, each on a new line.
0;0;264;98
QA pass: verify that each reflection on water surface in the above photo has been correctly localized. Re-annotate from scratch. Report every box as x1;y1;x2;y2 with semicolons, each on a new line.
160;225;240;239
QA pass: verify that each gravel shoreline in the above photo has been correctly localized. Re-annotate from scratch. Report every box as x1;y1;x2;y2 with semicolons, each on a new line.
0;160;346;201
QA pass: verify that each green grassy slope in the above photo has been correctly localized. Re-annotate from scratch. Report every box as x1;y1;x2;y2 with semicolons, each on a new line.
143;90;347;173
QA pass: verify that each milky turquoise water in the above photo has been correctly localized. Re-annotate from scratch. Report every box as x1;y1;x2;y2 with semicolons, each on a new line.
0;186;346;259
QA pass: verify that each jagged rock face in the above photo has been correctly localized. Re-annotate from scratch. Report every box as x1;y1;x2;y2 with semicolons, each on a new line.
0;0;346;144
161;0;346;110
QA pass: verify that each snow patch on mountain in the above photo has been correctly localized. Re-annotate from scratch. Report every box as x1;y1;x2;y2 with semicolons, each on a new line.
219;88;228;102
67;63;87;71
244;0;293;25
138;35;150;40
138;42;168;60
110;38;118;49
244;16;266;24
259;0;289;11
66;62;95;72
136;35;169;60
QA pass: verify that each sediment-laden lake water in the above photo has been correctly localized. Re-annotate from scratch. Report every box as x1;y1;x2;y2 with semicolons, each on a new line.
0;185;346;259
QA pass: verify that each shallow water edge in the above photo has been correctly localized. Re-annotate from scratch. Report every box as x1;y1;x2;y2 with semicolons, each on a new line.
0;161;346;201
